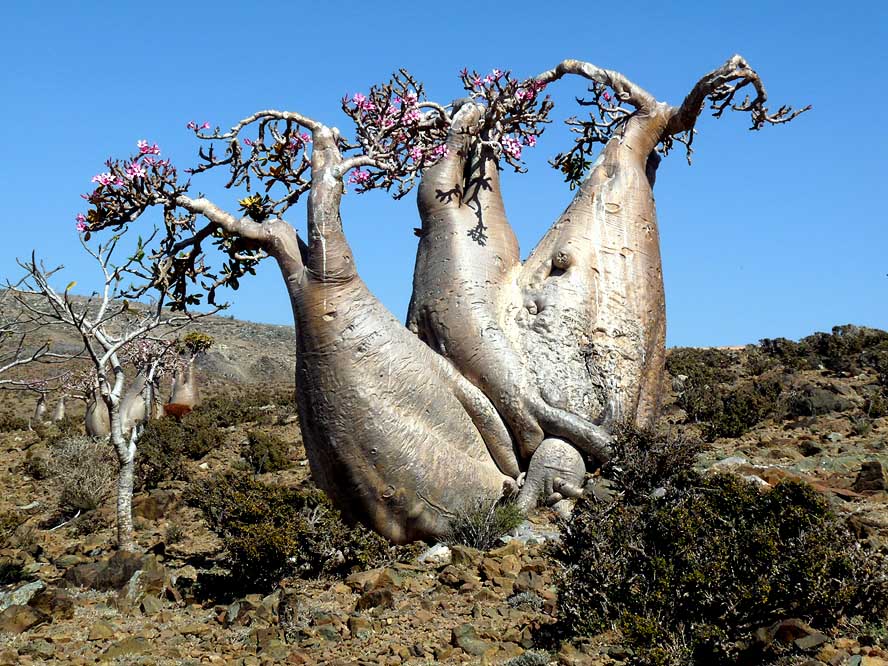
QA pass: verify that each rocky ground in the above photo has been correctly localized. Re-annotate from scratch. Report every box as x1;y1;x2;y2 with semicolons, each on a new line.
1;332;887;665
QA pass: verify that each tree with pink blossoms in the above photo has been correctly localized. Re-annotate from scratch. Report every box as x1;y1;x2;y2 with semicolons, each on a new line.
73;57;807;543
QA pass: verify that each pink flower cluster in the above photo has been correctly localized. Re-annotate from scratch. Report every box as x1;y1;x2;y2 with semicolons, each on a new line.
91;172;123;187
137;139;161;155
352;92;375;112
501;135;523;159
463;68;505;89
186;121;212;131
124;160;147;181
75;213;88;232
348;169;371;185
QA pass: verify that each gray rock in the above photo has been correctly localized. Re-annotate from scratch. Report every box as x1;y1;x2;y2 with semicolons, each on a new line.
0;580;44;612
417;543;452;567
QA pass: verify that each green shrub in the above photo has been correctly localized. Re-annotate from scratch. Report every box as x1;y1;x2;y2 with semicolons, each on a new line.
187;474;392;591
864;390;888;418
0;412;29;432
242;430;291;474
554;427;888;665
444;497;524;551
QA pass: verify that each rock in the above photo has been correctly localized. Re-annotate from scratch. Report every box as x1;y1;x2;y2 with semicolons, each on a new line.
514;570;546;593
825;432;844;443
0;604;47;633
28;586;74;620
345;568;383;592
417;543;451;567
853;461;887;492
89;620;116;640
64;550;145;590
796;632;829;651
102;636;150;660
347;615;372;640
140;594;163;615
451;623;490;656
0;648;18;666
179;622;211;636
449;545;482;567
438;565;480;588
19;639;53;659
0;580;45;612
133;488;180;520
559;642;597;665
770;618;818;643
355;588;393;611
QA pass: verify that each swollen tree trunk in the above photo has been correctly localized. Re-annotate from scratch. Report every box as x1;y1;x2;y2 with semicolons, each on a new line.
518;110;669;427
108;402;136;552
257;128;516;543
409;104;613;465
51;396;66;422
85;388;110;437
33;395;47;424
168;361;199;410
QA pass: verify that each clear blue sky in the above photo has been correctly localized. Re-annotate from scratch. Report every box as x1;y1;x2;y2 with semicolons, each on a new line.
1;1;885;347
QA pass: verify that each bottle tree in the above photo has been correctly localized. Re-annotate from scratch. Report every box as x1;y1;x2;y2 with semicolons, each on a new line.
76;56;807;543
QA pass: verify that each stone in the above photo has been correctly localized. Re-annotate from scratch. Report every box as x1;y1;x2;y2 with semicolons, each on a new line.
770;618;817;643
27;586;74;620
449;545;482;567
89;621;116;640
417;543;452;567
102;637;150;660
0;649;18;666
514;570;546;593
796;632;830;651
140;594;163;615
347;615;372;640
853;461;887;492
64;550;145;590
355;588;394;611
19;639;53;659
438;565;479;588
0;604;47;633
345;568;383;592
0;580;45;612
180;622;211;636
451;623;491;656
133;488;180;520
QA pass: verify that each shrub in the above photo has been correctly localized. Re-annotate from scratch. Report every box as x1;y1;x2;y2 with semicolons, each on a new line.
187;474;392;591
0;510;24;546
554;427;888;665
0;412;28;432
242;430;291;474
444;497;524;551
47;436;116;512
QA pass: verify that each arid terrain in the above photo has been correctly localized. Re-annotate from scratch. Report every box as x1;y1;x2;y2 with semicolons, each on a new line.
1;318;886;666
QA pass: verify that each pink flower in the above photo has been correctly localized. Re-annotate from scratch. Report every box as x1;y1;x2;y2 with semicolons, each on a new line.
492;69;503;79
75;213;88;231
347;169;371;185
300;132;312;143
137;139;160;155
187;121;198;130
522;135;537;148
501;135;522;159
603;92;611;101
483;75;494;85
243;138;253;146
432;144;449;159
409;146;423;161
403;108;421;124
352;92;366;106
124;160;147;180
200;122;211;130
91;172;116;186
472;76;482;87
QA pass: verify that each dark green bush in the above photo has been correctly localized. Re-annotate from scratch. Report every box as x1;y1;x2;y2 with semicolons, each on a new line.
555;426;888;666
0;412;29;432
761;325;888;377
187;474;392;591
242;430;291;474
445;497;524;551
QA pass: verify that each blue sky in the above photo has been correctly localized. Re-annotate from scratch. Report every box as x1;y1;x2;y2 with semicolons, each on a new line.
1;1;885;346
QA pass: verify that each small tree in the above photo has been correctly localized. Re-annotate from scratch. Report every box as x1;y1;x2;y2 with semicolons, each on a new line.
6;238;209;550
